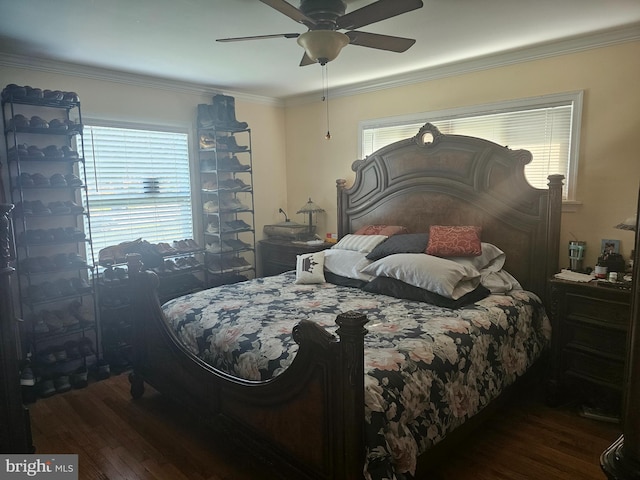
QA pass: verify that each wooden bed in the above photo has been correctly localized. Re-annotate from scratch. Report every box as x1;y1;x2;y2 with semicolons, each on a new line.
128;124;563;479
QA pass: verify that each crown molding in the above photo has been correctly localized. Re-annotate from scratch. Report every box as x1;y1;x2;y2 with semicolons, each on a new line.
284;22;640;106
0;53;283;107
1;21;637;109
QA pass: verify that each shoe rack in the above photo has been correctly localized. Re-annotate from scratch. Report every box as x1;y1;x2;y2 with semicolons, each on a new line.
197;94;255;286
1;84;100;397
97;238;206;372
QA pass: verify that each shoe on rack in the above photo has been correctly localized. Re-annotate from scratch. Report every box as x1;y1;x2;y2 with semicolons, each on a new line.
49;173;67;186
211;94;248;130
185;239;200;250
197;103;214;128
29;313;49;334
43;309;64;332
38;377;56;398
20;365;36;387
58;308;80;329
54;375;72;394
43;145;64;158
64;200;84;213
202;180;217;191
206;241;222;254
48;201;69;214
78;337;94;357
224;95;248;130
2;84;27;100
37;348;57;366
60;145;79;159
48;118;68;131
29;116;49;129
203;200;219;213
68;300;93;325
64;341;81;360
8;114;29;129
71;366;88;389
199;133;216;150
95;360;111;381
65;174;83;186
51;345;68;362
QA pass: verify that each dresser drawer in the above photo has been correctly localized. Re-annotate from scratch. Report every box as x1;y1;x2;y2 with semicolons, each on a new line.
563;320;627;361
562;349;625;390
565;292;630;329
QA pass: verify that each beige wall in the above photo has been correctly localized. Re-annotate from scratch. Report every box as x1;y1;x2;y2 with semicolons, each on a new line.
284;41;640;270
3;39;639;272
0;67;289;258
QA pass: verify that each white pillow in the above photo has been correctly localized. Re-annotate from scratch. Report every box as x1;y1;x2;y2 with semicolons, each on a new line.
323;249;374;281
295;251;326;284
480;269;522;293
361;253;480;299
331;234;388;253
448;242;505;272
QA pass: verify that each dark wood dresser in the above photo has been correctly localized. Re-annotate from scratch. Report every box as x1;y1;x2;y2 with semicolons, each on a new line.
548;278;631;415
259;238;332;276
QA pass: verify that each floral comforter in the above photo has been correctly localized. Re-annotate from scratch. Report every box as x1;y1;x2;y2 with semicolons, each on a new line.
162;272;551;480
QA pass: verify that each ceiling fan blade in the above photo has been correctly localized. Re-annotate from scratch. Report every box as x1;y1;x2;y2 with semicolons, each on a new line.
345;31;416;53
260;0;316;28
217;33;300;42
299;52;315;67
337;0;423;30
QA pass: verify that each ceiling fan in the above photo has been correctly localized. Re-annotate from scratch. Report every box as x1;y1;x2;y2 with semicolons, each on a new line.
217;0;424;66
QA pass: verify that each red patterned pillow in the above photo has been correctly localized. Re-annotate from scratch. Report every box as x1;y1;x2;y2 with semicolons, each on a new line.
353;225;409;236
426;225;482;257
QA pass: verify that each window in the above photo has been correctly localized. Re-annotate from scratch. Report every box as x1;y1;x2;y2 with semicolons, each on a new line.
360;92;582;200
82;124;192;255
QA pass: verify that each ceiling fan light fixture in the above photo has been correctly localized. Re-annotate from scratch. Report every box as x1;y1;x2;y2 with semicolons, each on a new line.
297;30;349;65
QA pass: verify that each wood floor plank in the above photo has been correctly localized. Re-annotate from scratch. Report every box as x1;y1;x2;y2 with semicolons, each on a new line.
27;372;620;480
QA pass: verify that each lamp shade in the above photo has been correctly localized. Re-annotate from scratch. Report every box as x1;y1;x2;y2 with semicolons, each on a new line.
297;198;325;235
297;30;350;65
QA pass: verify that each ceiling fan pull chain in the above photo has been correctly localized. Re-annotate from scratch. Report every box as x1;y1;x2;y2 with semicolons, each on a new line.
323;64;331;140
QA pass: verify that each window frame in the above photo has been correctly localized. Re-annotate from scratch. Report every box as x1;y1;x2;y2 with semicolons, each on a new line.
81;118;195;254
358;91;583;202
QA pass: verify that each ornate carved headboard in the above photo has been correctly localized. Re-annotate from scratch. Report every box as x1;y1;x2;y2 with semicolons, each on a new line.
337;123;563;297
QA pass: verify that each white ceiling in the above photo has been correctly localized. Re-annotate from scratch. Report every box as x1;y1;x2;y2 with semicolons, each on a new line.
0;0;639;100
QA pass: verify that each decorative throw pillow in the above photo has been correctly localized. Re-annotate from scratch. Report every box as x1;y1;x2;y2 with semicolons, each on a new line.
353;225;409;236
331;234;388;253
295;251;326;284
366;233;430;261
425;225;482;257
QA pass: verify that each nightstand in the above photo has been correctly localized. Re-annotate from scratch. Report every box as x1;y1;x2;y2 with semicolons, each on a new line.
548;278;631;415
259;238;332;276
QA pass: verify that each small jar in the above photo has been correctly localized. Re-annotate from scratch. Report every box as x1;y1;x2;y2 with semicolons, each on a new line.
594;265;607;279
608;272;618;282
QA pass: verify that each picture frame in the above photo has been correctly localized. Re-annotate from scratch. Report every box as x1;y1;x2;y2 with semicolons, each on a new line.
601;239;621;255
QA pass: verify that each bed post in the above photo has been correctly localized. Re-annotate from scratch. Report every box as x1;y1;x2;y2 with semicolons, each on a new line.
336;178;348;239
334;311;368;479
546;174;564;287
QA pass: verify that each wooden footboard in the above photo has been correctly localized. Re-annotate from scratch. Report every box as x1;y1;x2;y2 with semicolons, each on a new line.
128;258;369;480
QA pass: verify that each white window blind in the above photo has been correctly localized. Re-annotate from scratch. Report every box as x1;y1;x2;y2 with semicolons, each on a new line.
362;94;581;200
82;125;192;254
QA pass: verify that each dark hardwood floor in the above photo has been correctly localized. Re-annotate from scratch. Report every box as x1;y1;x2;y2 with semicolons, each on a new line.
28;372;620;480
